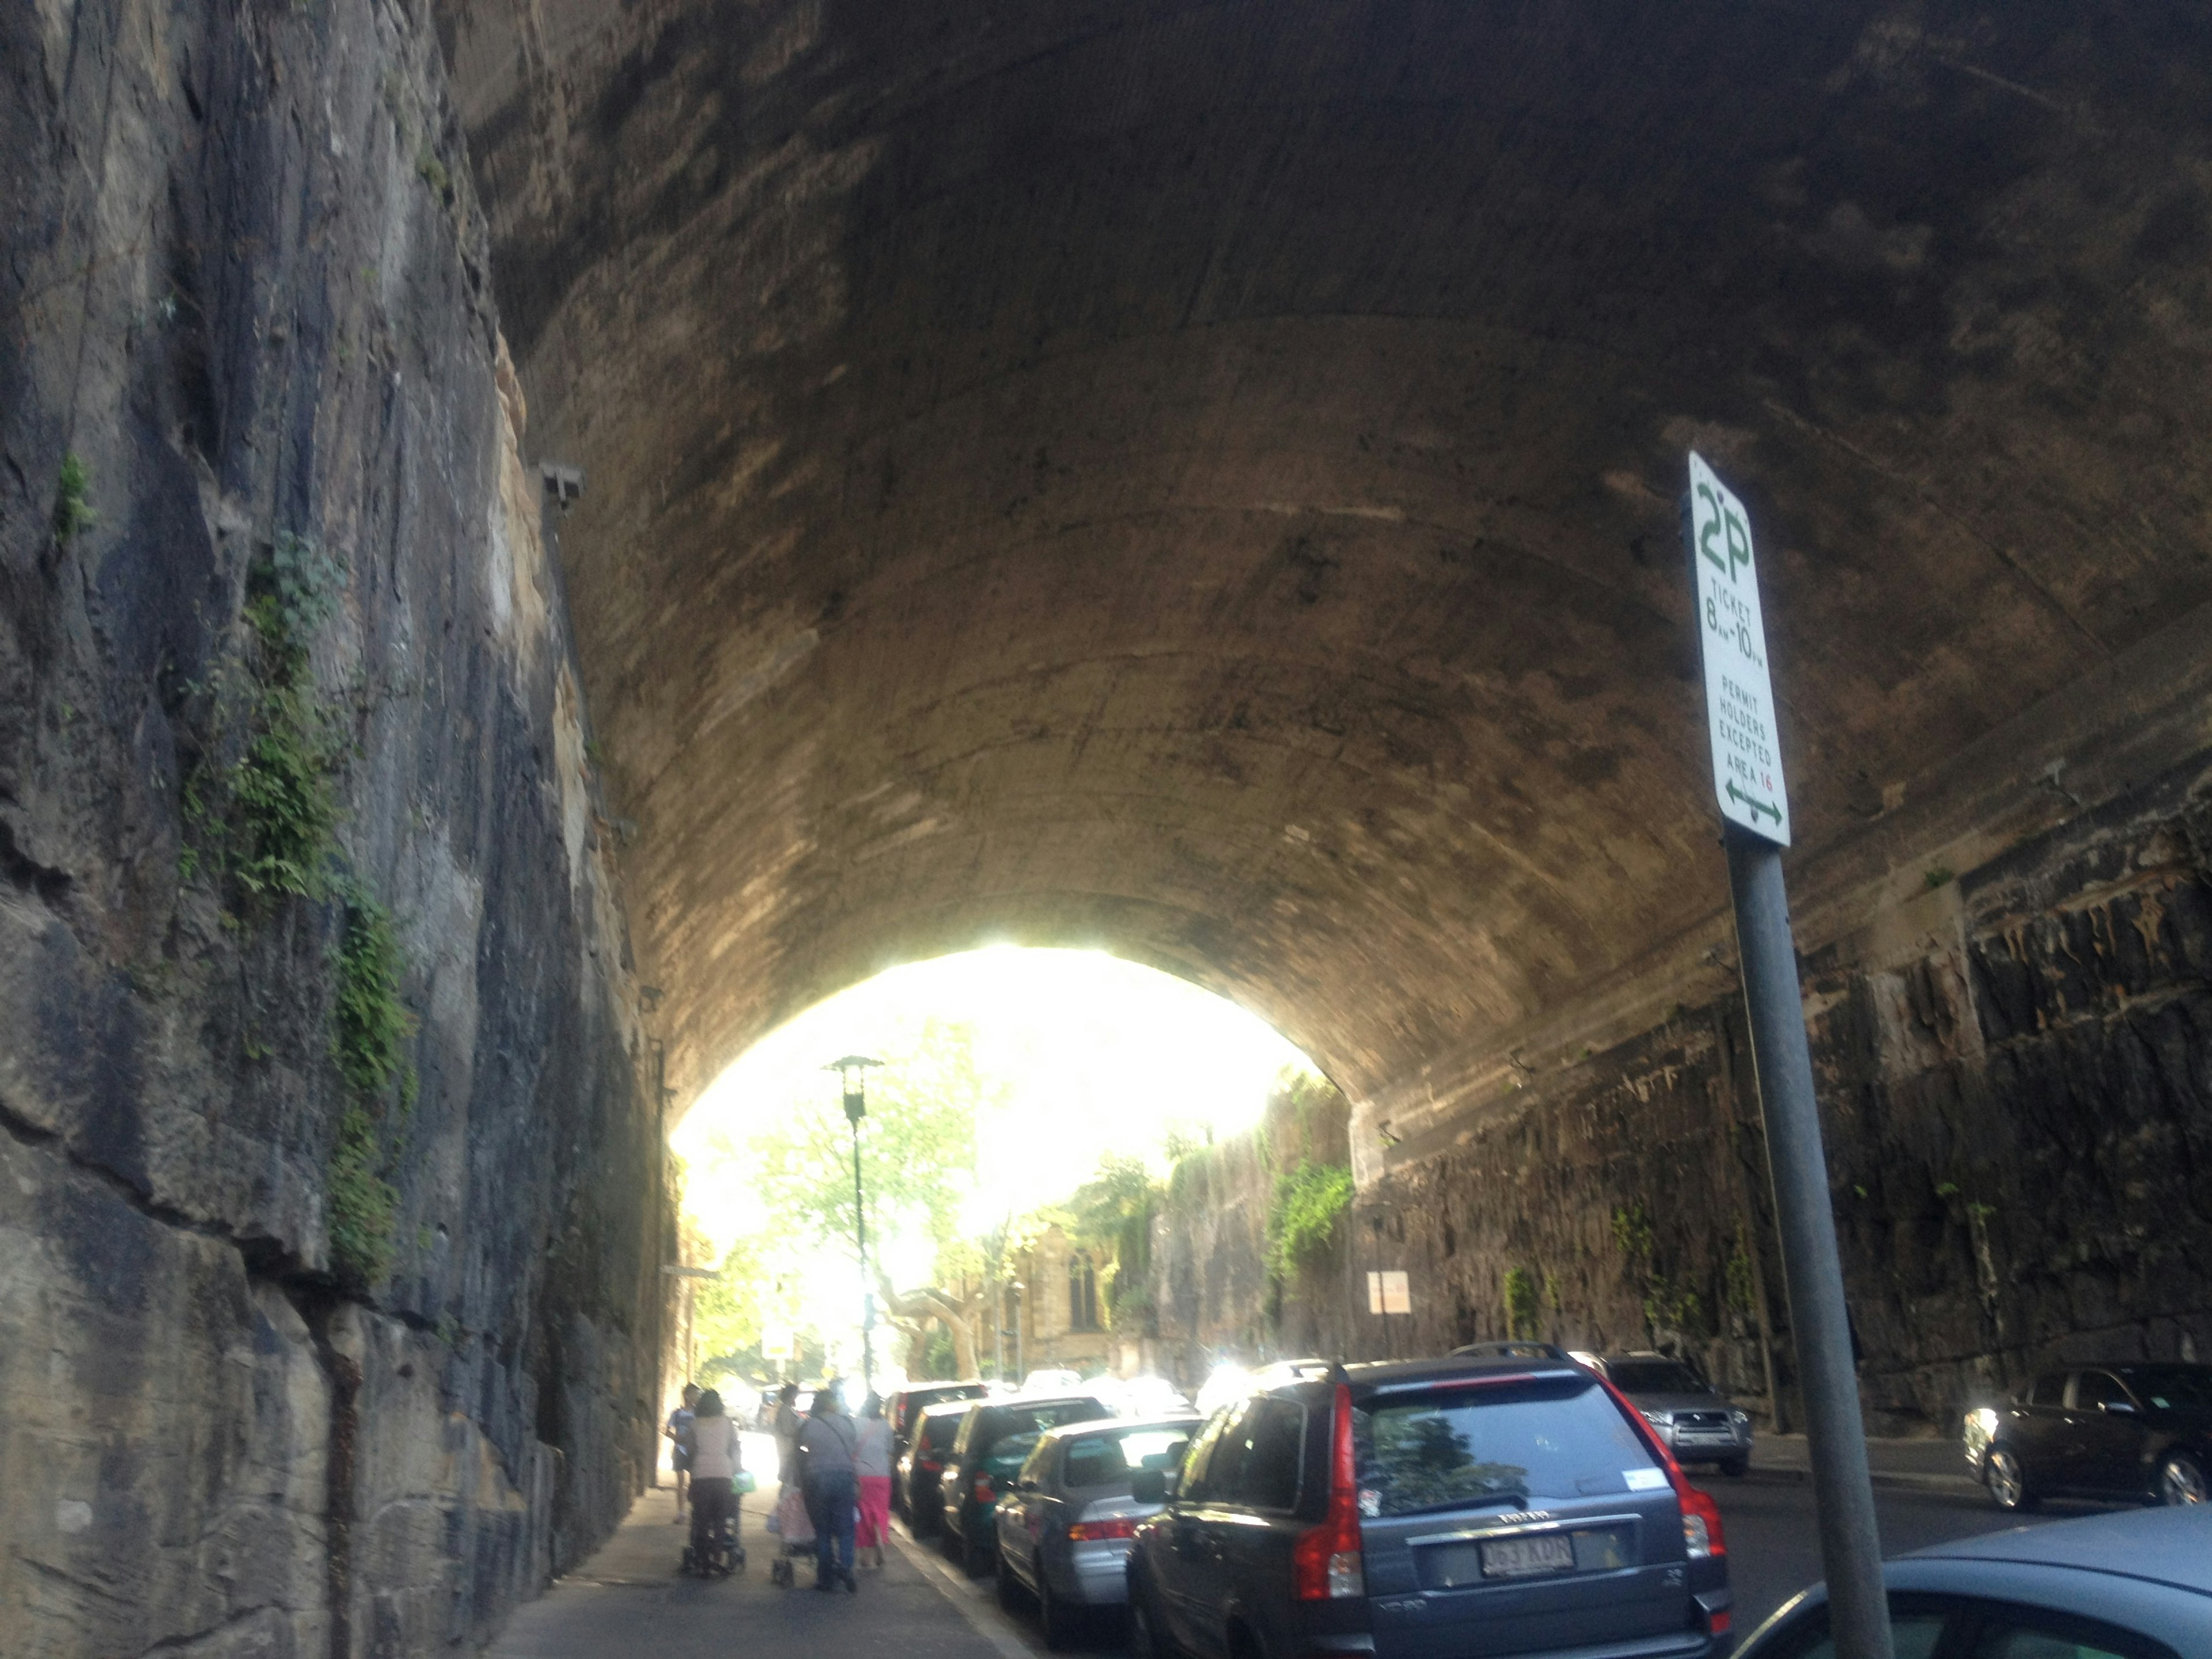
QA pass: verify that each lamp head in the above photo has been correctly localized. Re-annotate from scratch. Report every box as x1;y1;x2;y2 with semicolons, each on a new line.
827;1054;882;1123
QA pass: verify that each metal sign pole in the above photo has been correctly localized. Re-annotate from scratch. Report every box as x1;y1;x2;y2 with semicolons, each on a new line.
1726;825;1893;1659
1685;454;1892;1659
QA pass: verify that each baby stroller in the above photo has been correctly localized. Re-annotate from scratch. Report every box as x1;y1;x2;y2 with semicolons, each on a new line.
764;1483;815;1586
679;1472;752;1577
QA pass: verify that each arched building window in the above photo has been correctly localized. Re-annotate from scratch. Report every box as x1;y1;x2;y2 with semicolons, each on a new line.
1068;1252;1100;1332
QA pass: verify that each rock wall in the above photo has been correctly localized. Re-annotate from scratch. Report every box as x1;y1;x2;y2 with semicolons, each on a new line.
1;3;668;1656
1148;1084;1360;1380
1361;748;2212;1432
1150;748;2212;1435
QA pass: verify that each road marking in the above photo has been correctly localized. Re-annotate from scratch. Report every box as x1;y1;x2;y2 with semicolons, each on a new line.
888;1525;1041;1659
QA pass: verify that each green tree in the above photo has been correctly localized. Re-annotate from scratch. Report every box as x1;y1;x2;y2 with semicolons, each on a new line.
691;1237;765;1370
746;1016;994;1260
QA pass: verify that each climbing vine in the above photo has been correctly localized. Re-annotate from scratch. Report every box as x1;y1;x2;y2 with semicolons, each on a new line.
1265;1158;1353;1282
1503;1266;1540;1339
1612;1198;1708;1341
180;533;419;1287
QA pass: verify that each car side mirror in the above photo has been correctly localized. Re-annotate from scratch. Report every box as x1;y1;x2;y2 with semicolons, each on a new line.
1018;1478;1038;1492
2103;1400;2137;1415
1131;1469;1168;1504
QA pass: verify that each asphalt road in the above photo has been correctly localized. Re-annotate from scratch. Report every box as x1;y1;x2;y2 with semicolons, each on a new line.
1709;1473;2098;1639
938;1471;2109;1656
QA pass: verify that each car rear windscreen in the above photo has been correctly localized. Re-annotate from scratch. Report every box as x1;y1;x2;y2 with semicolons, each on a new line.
1356;1378;1659;1516
1604;1361;1706;1394
921;1412;964;1449
1063;1425;1196;1488
1002;1399;1109;1441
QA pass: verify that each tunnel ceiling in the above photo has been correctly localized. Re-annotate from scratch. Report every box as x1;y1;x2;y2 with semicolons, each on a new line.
438;1;2212;1105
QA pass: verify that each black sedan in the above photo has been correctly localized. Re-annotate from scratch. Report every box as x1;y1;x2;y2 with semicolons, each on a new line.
1964;1363;2212;1510
888;1381;987;1516
899;1399;977;1537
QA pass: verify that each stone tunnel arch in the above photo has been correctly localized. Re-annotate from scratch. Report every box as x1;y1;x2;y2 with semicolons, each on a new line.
444;0;2212;1165
7;2;2212;1651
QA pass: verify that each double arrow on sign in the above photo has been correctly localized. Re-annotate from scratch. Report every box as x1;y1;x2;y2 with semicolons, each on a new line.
1725;779;1782;825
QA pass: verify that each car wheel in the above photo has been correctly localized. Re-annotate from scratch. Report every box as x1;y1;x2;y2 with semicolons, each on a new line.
1986;1447;2038;1512
2158;1452;2207;1506
1039;1571;1078;1652
1129;1580;1179;1659
1717;1456;1748;1478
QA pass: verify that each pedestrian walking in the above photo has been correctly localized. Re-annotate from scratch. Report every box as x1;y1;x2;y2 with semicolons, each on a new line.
796;1380;860;1592
772;1382;803;1485
686;1389;744;1569
853;1393;894;1569
665;1382;700;1522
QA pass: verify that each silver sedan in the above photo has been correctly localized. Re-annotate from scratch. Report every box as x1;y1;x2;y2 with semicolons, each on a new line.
993;1414;1200;1650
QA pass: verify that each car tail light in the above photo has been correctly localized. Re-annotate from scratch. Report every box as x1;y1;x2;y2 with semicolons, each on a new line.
1592;1370;1726;1560
1067;1518;1138;1542
974;1475;995;1503
1705;1607;1733;1639
919;1457;943;1472
1293;1381;1364;1600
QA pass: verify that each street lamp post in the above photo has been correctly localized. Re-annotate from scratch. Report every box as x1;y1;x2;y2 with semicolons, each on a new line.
827;1054;883;1391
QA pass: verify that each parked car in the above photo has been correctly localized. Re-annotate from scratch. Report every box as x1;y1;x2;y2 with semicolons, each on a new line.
1453;1340;1574;1362
995;1413;1202;1649
1019;1368;1088;1395
1096;1374;1194;1418
1124;1353;1732;1659
888;1380;988;1513
1964;1362;2212;1510
751;1385;816;1431
940;1393;1116;1575
1732;1503;2212;1657
899;1400;976;1537
1589;1353;1754;1477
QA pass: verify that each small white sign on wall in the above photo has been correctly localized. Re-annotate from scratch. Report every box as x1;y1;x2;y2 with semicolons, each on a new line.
1366;1270;1412;1316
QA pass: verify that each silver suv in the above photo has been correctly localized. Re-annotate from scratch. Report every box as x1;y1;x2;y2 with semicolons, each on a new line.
1589;1353;1753;1477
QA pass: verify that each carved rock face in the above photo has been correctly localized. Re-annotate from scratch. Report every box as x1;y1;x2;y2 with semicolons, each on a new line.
446;0;2212;1108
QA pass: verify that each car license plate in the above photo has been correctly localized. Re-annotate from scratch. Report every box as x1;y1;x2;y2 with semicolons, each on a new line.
1480;1534;1576;1579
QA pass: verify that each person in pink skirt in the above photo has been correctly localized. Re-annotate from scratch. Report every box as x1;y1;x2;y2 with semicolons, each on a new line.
853;1393;895;1567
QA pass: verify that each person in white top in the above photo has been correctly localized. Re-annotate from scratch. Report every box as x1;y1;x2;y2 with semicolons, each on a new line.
853;1394;895;1569
686;1390;744;1566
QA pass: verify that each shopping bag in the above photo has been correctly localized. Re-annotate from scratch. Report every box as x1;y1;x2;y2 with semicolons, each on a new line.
775;1484;816;1547
736;1470;757;1494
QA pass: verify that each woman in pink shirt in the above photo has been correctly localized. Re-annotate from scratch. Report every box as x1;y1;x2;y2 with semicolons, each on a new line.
853;1393;895;1569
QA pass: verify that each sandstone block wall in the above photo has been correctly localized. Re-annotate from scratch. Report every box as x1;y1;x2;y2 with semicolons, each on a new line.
1;2;668;1654
1149;1085;1360;1378
1149;756;2211;1433
1368;755;2212;1430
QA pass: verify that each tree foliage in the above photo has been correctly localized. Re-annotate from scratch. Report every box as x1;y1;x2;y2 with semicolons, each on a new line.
745;1016;993;1260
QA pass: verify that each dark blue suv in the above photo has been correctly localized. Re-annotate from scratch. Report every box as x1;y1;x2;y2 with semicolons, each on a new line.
1124;1354;1732;1659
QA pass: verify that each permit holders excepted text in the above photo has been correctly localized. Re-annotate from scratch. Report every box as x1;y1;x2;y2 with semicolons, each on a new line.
1689;452;1790;846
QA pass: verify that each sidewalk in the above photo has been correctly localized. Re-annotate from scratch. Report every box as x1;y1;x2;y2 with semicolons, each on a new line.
1749;1434;1981;1497
489;1484;1010;1659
